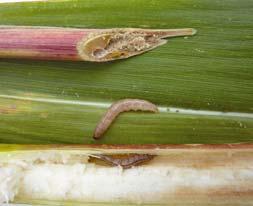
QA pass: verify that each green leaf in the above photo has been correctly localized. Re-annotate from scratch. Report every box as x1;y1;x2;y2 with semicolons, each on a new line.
0;0;252;144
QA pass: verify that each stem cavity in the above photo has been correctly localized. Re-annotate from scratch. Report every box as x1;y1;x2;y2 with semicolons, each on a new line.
78;28;197;62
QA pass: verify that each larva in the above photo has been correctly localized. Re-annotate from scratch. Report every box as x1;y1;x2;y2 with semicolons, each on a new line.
93;99;158;139
94;154;155;169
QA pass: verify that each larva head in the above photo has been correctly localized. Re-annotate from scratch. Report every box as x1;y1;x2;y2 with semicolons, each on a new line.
78;28;196;62
93;122;108;140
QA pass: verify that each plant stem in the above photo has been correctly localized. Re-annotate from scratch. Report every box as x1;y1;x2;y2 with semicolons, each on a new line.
0;26;196;62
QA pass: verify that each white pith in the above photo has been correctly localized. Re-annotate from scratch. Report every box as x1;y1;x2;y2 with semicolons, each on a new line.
0;150;252;204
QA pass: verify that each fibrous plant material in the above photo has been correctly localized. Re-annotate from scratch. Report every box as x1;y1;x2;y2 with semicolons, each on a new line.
0;144;252;205
93;99;158;139
0;26;196;62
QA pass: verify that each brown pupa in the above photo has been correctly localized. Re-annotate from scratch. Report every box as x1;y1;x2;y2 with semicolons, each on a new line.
93;99;158;139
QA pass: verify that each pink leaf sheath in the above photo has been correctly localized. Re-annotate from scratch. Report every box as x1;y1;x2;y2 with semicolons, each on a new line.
0;26;196;62
0;26;90;61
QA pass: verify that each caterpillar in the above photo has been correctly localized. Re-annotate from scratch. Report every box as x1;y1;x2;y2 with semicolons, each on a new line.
93;99;158;139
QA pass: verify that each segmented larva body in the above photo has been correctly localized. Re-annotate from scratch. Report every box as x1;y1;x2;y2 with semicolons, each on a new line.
93;99;158;139
95;154;155;169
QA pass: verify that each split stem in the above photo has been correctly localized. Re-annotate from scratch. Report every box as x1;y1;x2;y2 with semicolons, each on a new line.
0;26;196;62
